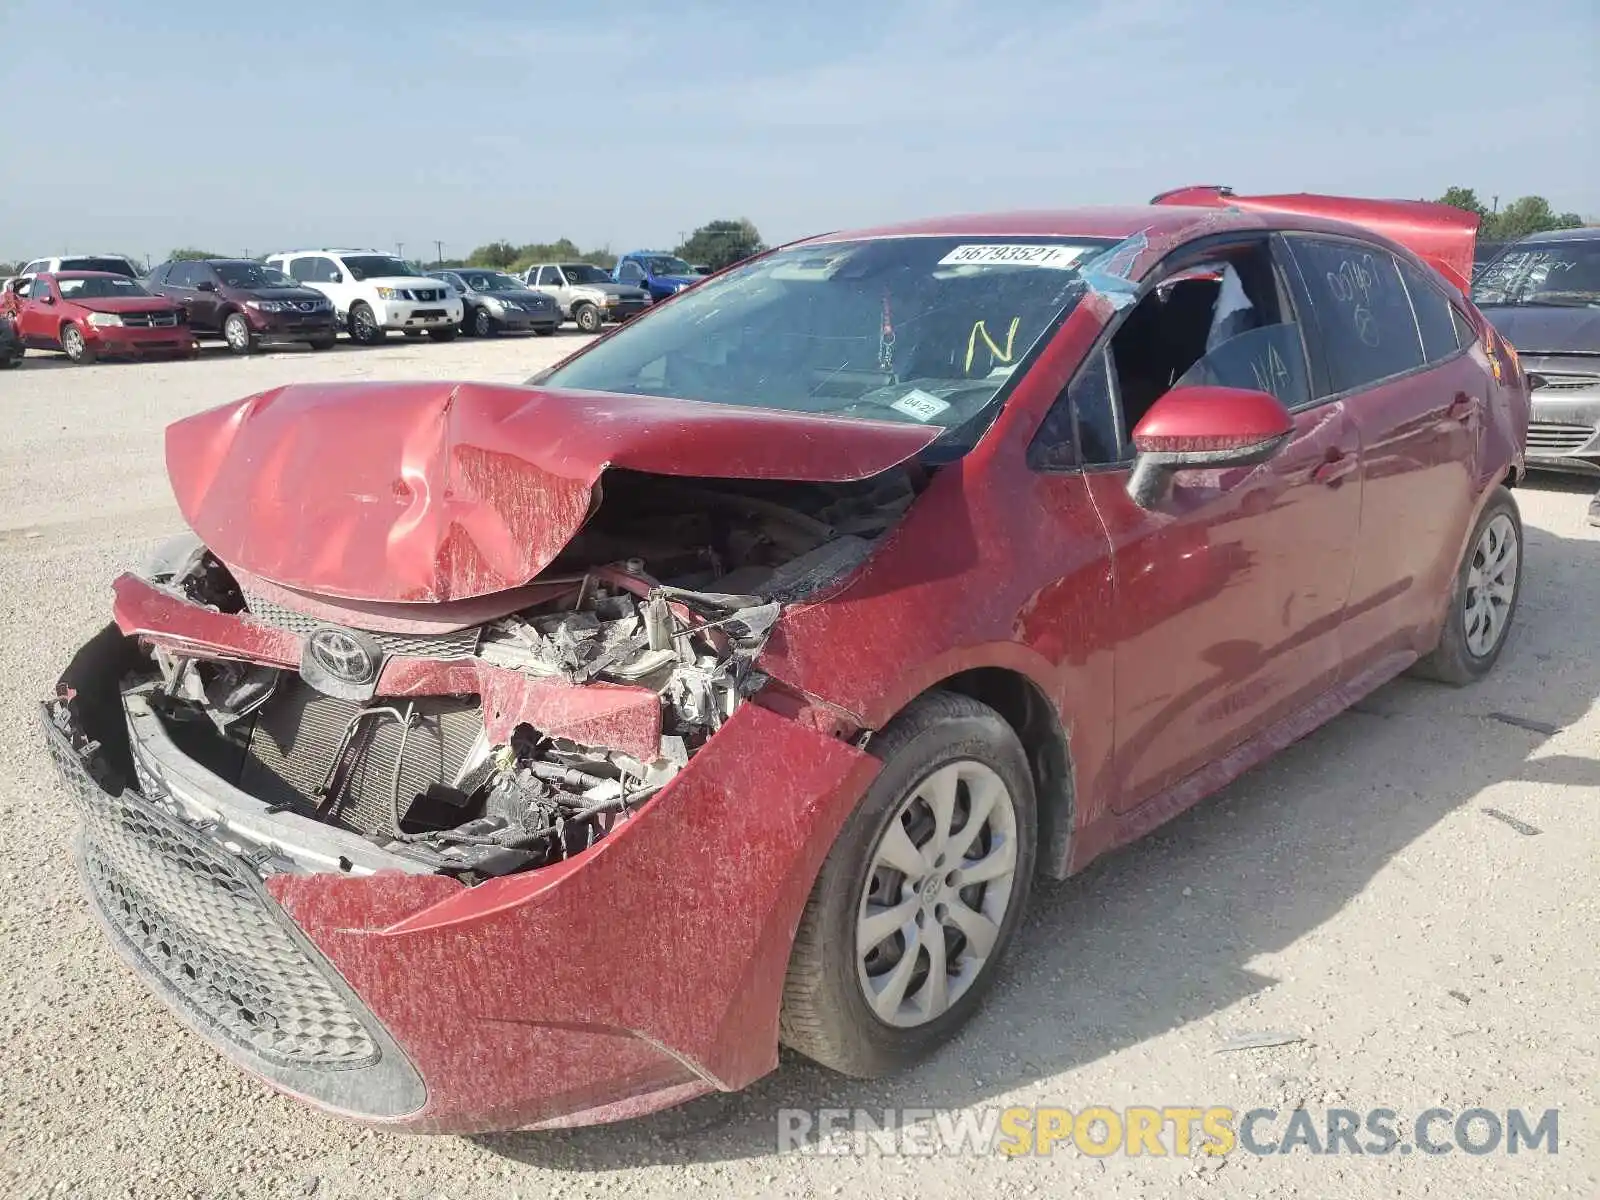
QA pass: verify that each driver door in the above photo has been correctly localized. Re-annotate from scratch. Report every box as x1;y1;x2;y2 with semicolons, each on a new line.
1085;241;1364;812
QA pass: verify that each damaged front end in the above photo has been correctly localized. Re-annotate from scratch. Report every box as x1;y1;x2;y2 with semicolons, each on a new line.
54;467;913;885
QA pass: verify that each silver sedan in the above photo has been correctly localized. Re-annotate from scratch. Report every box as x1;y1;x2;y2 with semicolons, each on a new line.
429;269;562;338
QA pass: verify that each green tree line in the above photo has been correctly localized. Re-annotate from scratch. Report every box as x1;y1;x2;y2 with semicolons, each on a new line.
458;217;767;275
1434;188;1588;240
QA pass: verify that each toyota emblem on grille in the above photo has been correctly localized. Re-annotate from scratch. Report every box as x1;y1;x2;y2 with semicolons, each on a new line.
307;627;379;685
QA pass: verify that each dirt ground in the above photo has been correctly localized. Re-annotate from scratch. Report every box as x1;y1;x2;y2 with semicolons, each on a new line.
0;336;1594;1200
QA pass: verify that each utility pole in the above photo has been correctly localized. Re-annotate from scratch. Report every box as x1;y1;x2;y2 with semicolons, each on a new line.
396;242;405;260
1491;196;1499;215
434;240;444;266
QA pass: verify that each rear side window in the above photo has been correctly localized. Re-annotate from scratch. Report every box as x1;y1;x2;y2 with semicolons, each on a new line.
1395;257;1461;363
60;256;137;277
1287;237;1424;394
1451;306;1476;349
168;262;199;288
290;256;339;284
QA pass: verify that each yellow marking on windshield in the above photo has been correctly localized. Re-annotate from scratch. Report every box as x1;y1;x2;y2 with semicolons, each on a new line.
965;316;1022;374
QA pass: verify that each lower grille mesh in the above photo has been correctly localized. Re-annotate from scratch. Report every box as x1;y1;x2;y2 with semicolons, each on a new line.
1526;420;1595;455
240;682;484;838
44;710;378;1068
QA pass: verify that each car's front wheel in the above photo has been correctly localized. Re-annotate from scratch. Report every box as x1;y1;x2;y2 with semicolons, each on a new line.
223;312;256;355
780;691;1037;1077
472;308;497;338
573;302;603;333
1412;486;1523;685
308;336;337;351
349;303;385;345
60;323;94;364
427;325;458;342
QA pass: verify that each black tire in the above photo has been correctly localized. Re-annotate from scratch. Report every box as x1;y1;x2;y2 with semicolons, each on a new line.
1411;486;1523;685
222;311;256;355
349;303;385;345
534;325;557;337
427;325;458;342
61;322;94;364
308;336;337;351
573;302;603;333
472;307;497;338
779;691;1037;1077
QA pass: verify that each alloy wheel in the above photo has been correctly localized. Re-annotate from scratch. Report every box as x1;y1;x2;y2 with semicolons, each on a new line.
1463;512;1519;657
855;760;1020;1028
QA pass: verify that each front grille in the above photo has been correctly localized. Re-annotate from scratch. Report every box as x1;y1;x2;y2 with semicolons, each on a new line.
293;300;322;313
1526;420;1596;455
44;710;378;1068
411;288;442;302
241;593;481;660
121;311;182;328
240;683;483;838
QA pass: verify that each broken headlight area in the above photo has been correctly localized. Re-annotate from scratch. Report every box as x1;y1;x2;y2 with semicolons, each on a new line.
112;469;916;884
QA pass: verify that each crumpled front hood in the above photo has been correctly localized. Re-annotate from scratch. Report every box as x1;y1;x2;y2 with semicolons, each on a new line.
166;381;938;603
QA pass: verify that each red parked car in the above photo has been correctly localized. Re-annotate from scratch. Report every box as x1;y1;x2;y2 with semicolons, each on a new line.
4;271;195;363
44;191;1527;1133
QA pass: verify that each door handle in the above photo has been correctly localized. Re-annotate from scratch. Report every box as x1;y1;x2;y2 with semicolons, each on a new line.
1448;393;1478;422
1312;450;1355;486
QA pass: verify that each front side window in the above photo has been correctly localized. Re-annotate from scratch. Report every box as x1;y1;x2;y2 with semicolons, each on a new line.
543;236;1110;451
1472;238;1600;309
167;262;199;288
1287;237;1424;394
561;264;610;284
617;261;645;282
643;255;693;277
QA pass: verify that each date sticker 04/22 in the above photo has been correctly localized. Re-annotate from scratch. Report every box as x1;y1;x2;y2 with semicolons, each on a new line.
891;389;951;422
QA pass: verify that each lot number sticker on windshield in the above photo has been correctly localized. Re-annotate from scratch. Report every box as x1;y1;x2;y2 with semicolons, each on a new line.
891;389;952;421
937;244;1087;270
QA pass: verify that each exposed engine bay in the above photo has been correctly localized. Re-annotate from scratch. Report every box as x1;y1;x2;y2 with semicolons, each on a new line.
112;468;918;882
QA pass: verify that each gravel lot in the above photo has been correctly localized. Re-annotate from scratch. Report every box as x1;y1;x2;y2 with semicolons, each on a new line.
0;337;1595;1200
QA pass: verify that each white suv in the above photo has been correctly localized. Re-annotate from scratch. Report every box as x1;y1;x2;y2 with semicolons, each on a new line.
17;254;143;280
263;249;463;344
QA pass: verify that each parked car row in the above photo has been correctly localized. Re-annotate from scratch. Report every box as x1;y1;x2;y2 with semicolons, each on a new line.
0;246;703;364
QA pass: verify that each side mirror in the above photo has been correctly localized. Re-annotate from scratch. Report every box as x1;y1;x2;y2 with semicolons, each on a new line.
39;292;55;305
1126;385;1293;508
196;280;218;292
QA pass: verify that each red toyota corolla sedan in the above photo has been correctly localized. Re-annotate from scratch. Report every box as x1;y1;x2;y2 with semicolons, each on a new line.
43;190;1528;1133
4;271;195;362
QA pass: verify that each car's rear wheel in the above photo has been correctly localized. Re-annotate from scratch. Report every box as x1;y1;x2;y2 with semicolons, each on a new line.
309;336;337;351
1412;487;1523;685
573;302;603;333
223;312;255;355
349;303;385;345
61;323;93;364
534;325;557;337
427;325;458;342
779;691;1037;1077
473;308;497;338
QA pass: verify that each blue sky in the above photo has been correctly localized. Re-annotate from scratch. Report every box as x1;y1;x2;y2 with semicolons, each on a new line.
1;0;1594;264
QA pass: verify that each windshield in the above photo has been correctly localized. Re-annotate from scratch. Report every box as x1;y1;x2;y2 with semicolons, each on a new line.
561;264;612;284
342;255;415;281
643;256;693;277
459;271;524;292
58;276;151;299
1472;239;1600;308
543;236;1110;442
60;257;138;278
216;262;295;289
